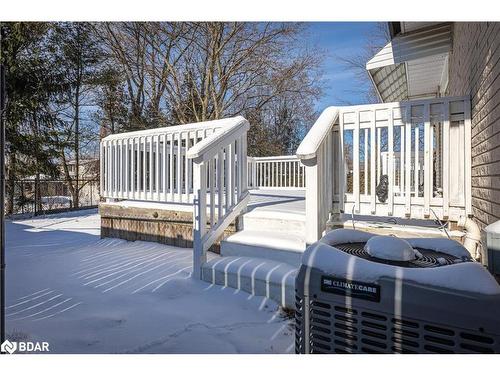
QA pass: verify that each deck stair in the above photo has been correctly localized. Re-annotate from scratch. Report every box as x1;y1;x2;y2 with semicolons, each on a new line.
220;189;307;266
200;190;307;308
221;210;306;266
201;256;297;308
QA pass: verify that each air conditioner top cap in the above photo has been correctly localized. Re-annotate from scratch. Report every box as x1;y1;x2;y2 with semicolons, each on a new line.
364;235;415;261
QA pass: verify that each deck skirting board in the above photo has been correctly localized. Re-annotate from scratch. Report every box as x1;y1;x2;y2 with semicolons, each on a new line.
99;202;237;252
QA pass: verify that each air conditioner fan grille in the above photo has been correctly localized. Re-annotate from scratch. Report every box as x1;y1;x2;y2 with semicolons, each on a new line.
333;242;463;268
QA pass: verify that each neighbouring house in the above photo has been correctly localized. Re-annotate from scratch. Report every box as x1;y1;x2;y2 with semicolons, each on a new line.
98;22;500;308
63;158;99;180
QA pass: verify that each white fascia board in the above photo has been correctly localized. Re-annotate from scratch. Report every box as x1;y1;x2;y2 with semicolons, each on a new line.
366;42;395;71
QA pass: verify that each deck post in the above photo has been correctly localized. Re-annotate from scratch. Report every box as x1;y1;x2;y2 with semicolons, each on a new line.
304;158;320;244
192;161;207;279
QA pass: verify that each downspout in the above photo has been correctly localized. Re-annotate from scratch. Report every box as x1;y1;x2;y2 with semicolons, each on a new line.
457;216;482;260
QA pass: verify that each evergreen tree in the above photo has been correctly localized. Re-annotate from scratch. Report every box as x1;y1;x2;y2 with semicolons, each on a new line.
50;22;104;208
1;22;65;214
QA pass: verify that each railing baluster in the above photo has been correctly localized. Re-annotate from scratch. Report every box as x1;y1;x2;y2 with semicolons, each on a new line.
376;127;381;185
149;136;154;200
162;134;167;201
125;139;129;199
388;107;394;216
271;160;275;187
169;134;174;201
370;112;376;214
177;132;182;202
241;135;248;194
209;159;215;227
353;111;360;213
414;126;419;199
106;141;110;197
108;141;112;197
261;162;265;187
110;141;114;197
114;140;118;197
236;139;242;200
131;138;136;199
230;142;236;205
225;145;231;210
278;161;281;187
217;150;224;219
423;103;431;216
142;138;145;198
400;125;405;199
156;135;160;201
364;128;368;195
265;163;268;187
442;100;450;218
339;112;345;213
116;140;121;197
185;131;191;202
120;139;124;197
100;142;105;198
405;105;412;215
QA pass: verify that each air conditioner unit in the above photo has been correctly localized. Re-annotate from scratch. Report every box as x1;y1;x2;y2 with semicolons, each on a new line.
295;229;500;354
485;220;500;277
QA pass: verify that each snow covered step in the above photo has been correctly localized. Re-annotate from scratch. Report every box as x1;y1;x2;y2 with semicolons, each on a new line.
241;210;306;234
201;256;298;309
221;230;306;267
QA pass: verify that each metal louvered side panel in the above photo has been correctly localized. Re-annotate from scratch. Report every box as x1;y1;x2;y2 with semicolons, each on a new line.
295;294;305;354
301;296;500;354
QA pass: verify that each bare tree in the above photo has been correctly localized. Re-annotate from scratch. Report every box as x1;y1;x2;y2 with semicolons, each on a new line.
335;22;390;104
98;22;323;156
168;23;322;122
96;22;195;129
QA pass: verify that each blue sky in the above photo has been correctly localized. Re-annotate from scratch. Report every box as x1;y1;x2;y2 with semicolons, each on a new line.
304;22;383;110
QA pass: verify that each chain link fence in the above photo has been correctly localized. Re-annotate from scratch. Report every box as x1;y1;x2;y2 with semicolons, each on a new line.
5;179;100;216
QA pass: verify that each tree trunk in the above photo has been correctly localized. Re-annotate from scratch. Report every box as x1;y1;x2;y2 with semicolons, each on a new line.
74;85;80;209
6;153;15;215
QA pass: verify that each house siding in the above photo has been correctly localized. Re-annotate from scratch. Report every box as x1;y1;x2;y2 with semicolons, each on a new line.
446;22;500;230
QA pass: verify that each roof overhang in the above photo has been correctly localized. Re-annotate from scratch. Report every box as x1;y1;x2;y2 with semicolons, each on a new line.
366;23;452;103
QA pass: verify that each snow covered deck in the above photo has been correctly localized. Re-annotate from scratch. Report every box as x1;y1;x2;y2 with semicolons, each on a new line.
247;189;305;217
5;210;294;353
104;189;305;215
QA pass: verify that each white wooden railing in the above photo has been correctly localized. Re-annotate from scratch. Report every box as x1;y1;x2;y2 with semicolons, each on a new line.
100;119;235;204
247;155;305;189
100;122;303;204
297;107;340;244
187;116;250;278
100;117;250;279
297;96;472;244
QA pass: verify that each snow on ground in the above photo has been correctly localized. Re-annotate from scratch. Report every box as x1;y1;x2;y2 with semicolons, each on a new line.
5;209;294;354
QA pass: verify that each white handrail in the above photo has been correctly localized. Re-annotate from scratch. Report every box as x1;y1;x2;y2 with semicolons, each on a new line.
188;116;250;279
187;116;248;162
296;107;339;161
102;117;242;141
296;107;340;244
